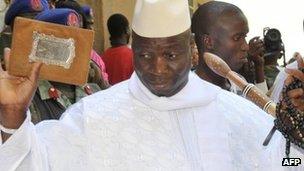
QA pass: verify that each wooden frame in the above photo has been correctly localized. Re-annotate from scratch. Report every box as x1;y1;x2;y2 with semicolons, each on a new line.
9;17;94;86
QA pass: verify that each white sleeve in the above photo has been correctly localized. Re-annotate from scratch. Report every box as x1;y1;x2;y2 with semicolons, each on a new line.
0;111;48;171
255;80;268;94
0;101;85;171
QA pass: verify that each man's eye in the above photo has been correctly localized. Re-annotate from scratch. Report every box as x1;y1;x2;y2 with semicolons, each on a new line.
233;36;241;41
165;53;177;60
140;53;151;59
234;35;247;41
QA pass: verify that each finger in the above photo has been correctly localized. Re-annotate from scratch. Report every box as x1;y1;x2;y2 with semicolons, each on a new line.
251;44;264;51
4;48;10;71
287;88;303;98
255;42;264;47
291;98;304;107
249;37;259;43
0;71;24;80
253;36;260;41
29;62;43;84
293;52;300;58
256;39;263;43
284;75;294;86
295;53;304;68
285;68;304;82
295;105;304;112
0;60;3;71
256;48;265;54
260;47;266;55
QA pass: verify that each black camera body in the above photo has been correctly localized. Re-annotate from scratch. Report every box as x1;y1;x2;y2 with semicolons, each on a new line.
263;27;285;59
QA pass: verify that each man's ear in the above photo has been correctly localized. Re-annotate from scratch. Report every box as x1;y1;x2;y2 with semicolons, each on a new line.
202;34;214;51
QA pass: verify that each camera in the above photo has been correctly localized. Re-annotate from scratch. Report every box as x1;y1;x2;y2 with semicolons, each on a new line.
263;27;285;59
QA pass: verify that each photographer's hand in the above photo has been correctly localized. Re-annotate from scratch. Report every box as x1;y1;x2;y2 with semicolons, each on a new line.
248;36;265;83
0;48;42;142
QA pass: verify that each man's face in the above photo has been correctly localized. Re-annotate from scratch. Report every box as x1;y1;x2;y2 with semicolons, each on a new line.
132;30;191;97
211;12;249;71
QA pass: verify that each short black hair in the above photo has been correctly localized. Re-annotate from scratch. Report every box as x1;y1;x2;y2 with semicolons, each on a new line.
107;13;129;39
55;0;89;28
191;1;243;53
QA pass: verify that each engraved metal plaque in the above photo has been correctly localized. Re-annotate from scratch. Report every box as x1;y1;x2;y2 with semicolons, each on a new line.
29;31;75;69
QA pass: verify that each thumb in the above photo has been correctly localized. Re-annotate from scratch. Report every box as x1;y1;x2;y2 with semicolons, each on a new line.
4;47;10;70
29;62;43;84
285;68;304;82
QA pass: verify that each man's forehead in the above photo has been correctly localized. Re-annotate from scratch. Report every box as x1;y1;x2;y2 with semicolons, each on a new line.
132;33;189;50
214;12;248;33
218;10;246;23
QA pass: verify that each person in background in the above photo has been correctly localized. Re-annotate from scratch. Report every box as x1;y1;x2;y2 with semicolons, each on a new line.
31;8;101;123
263;28;285;89
54;0;110;88
81;5;94;30
81;4;110;89
54;0;86;28
190;33;199;70
0;0;49;69
1;1;304;170
102;13;134;85
191;1;268;94
239;36;266;83
47;0;56;9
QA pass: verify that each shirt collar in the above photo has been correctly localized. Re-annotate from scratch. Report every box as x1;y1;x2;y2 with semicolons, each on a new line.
128;72;220;111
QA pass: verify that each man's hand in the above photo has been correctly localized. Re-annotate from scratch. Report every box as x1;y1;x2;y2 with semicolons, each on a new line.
248;36;265;66
248;37;265;83
275;54;304;148
285;53;304;111
0;48;42;130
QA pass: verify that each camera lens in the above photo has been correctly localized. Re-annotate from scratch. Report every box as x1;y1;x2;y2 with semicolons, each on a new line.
264;28;282;53
267;29;281;42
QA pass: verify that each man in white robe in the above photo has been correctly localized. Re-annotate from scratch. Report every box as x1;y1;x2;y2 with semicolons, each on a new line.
0;0;303;170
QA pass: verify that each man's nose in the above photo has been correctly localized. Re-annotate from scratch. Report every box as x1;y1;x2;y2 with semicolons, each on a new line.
152;56;167;74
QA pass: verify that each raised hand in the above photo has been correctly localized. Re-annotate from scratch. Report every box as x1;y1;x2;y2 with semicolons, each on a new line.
273;54;304;153
285;53;304;111
0;48;42;129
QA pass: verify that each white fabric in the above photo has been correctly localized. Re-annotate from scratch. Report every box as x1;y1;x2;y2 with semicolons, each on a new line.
255;80;268;94
0;124;17;134
132;0;191;38
229;73;268;95
0;72;303;170
270;61;298;103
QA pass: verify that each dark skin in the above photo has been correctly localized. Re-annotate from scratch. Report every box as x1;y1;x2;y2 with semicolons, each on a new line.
248;36;266;83
48;1;56;9
264;52;282;66
284;54;304;111
0;29;192;142
274;54;304;143
86;19;94;30
196;11;249;90
0;49;42;142
132;30;191;97
88;61;110;89
110;27;131;48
